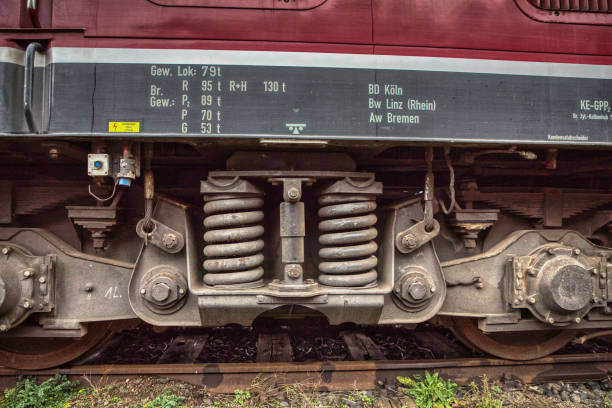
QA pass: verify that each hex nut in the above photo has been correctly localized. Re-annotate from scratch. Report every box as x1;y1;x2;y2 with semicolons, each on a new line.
162;234;178;249
407;281;427;300
151;283;171;302
401;234;418;249
287;187;300;200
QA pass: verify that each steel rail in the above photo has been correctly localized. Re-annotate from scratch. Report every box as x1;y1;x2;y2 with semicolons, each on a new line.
0;353;611;392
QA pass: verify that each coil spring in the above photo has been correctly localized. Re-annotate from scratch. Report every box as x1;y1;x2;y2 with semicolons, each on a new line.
203;194;265;287
317;193;378;287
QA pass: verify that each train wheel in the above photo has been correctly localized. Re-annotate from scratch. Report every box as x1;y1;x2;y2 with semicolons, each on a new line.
443;317;577;361
0;322;115;369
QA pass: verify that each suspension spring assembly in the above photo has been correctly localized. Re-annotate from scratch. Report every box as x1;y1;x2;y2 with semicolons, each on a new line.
317;177;383;287
201;177;265;287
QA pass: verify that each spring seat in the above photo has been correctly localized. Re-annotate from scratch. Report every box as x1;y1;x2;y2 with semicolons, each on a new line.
317;178;382;287
201;178;265;288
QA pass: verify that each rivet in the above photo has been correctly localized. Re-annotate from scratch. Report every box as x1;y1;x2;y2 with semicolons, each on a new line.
38;277;46;284
1;247;10;255
430;286;436;293
140;288;146;295
178;288;185;295
574;248;581;255
23;301;31;309
527;296;536;304
547;316;555;324
23;269;33;278
575;317;581;324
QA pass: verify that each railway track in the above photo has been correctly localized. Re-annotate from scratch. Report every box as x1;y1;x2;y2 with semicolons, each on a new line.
0;353;610;393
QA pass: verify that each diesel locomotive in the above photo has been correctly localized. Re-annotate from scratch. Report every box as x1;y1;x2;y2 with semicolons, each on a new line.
0;0;610;368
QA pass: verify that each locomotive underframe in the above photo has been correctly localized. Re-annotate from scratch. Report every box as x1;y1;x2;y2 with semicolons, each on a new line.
0;144;611;340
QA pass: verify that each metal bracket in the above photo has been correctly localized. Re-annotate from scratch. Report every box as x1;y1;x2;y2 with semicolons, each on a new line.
395;219;440;254
136;218;185;254
23;42;43;133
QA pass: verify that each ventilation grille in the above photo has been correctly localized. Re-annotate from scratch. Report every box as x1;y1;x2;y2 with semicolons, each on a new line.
529;0;612;12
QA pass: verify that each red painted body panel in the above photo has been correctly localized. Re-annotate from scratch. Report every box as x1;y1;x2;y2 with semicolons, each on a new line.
51;0;373;45
373;0;611;56
0;0;610;62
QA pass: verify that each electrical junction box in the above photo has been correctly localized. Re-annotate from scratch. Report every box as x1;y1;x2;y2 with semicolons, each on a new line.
87;154;110;176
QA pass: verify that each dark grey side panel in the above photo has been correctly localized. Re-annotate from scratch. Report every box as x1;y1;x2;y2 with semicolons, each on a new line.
5;62;612;144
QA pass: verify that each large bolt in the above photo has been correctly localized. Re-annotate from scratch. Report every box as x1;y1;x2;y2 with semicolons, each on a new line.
23;301;31;309
573;248;581;255
527;296;536;304
286;264;302;280
23;269;34;278
162;234;178;249
287;187;300;200
401;234;418;250
407;281;427;301
151;283;171;302
1;247;10;255
575;317;582;324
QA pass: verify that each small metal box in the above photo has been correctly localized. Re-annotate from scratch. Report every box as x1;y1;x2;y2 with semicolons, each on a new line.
87;154;110;176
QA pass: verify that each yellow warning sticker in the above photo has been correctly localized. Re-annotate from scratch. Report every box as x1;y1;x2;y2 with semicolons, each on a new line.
108;121;140;133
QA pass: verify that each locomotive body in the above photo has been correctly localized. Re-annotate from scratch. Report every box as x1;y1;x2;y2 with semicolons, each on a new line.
0;0;610;367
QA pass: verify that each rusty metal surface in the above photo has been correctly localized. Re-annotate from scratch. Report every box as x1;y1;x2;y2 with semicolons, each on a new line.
0;354;611;392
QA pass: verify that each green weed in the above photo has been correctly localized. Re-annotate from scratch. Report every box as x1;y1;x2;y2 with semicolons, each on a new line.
233;389;251;407
0;375;81;408
456;375;504;408
605;391;612;408
144;390;187;408
397;371;457;408
357;391;375;406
